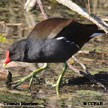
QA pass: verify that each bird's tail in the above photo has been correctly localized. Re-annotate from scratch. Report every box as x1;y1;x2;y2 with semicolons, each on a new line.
90;30;105;37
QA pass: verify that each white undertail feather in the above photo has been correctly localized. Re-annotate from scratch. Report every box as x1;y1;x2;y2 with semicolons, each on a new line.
90;33;104;37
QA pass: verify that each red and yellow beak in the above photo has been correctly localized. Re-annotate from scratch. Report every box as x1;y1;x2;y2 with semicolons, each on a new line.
3;50;11;67
3;63;7;67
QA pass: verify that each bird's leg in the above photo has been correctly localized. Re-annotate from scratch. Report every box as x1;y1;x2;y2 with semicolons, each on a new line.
45;63;67;96
12;63;47;89
56;63;67;96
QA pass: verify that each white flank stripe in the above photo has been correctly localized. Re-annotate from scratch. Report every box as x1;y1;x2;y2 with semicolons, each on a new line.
56;36;80;49
56;37;65;40
90;33;104;37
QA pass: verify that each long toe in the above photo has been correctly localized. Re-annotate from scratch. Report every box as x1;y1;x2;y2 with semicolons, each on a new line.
46;81;57;87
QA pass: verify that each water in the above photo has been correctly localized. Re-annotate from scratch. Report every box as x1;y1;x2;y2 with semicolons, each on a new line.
0;0;108;107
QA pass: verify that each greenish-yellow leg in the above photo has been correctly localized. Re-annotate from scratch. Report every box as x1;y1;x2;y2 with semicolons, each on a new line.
56;63;67;96
12;63;47;89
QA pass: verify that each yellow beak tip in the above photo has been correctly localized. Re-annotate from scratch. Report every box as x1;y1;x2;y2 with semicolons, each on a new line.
3;64;7;67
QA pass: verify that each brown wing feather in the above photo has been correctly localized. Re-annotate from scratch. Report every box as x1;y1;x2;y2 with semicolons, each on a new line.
28;18;73;40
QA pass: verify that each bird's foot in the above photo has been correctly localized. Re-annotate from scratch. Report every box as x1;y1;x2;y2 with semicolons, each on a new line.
11;77;29;89
45;80;61;96
45;79;57;87
6;63;47;89
11;75;40;89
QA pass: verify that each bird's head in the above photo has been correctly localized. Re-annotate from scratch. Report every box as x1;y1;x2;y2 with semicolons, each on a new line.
3;39;27;67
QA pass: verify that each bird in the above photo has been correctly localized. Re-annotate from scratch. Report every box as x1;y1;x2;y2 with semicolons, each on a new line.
3;17;105;95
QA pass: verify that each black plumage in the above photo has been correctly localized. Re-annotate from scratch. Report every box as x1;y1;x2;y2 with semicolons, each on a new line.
6;18;104;64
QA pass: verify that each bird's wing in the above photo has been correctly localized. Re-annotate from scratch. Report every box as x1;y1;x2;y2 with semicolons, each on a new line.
28;18;73;40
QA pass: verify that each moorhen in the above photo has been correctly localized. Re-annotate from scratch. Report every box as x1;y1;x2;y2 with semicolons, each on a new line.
3;18;105;95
